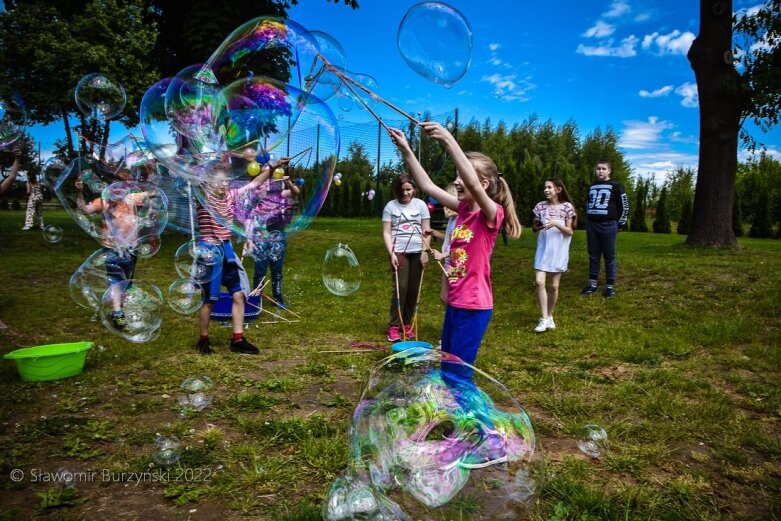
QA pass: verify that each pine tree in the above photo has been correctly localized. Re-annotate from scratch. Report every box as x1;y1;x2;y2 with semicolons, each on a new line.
677;194;693;235
653;187;672;234
630;178;649;232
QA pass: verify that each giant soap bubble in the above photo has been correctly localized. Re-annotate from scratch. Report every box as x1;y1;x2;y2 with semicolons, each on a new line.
324;347;543;519
0;94;26;149
397;2;473;86
322;243;361;296
75;73;127;122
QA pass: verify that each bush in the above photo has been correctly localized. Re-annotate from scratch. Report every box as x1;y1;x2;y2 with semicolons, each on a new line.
653;187;671;234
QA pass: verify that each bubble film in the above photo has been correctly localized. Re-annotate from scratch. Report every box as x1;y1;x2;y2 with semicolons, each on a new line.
174;241;224;284
54;157;122;243
307;30;347;103
324;347;543;519
167;278;204;315
140;78;224;182
193;90;338;238
0;94;26;149
99;280;164;343
397;2;473;86
74;73;127;122
100;181;169;254
322;244;361;296
203;17;321;97
69;247;133;310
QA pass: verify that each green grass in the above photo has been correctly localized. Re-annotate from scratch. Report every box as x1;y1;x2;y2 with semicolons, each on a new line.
0;210;779;520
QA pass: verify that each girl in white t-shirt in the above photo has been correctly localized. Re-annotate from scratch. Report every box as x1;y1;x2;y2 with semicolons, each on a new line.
382;174;430;342
532;177;577;333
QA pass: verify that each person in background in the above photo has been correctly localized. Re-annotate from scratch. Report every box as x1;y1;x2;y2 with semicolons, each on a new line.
532;177;576;332
382;174;430;342
581;159;628;298
22;169;44;230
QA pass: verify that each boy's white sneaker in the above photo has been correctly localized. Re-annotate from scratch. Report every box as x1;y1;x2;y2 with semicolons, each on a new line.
534;318;548;333
547;317;556;330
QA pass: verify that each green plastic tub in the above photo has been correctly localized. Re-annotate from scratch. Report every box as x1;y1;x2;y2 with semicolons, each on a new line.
4;342;94;382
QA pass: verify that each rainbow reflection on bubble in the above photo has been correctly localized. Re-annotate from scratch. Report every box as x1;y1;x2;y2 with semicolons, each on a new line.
324;347;543;520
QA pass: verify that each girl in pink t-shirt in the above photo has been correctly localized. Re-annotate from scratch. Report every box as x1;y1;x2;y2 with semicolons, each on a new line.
389;123;521;384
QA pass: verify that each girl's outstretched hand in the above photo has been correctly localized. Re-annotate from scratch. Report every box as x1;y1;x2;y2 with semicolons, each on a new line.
387;128;412;153
420;121;452;142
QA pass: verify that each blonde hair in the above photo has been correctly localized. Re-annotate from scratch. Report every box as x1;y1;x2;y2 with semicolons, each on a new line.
443;183;458;218
466;152;521;238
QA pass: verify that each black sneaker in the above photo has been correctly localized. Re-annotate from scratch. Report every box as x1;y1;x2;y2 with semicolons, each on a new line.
196;338;212;355
604;287;616;298
230;337;259;354
111;312;127;331
580;285;599;296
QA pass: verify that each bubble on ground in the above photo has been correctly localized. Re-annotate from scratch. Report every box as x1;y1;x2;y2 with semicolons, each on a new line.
322;244;361;296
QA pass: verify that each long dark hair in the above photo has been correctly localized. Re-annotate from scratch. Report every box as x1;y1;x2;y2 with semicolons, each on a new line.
547;176;577;227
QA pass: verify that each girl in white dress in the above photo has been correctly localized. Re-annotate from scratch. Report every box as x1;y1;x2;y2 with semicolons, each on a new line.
532;178;577;332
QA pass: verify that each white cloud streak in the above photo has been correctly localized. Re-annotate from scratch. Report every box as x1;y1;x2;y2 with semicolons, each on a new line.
576;35;638;57
639;85;674;98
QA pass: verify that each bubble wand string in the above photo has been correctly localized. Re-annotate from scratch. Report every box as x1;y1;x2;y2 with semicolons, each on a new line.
400;213;448;277
320;56;421;125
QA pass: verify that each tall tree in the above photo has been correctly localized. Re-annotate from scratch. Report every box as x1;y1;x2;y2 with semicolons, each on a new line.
687;0;780;246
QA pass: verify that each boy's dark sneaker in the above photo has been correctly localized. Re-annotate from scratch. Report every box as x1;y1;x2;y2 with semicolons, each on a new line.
604;287;616;298
196;338;212;355
580;285;599;296
111;312;127;331
230;337;259;354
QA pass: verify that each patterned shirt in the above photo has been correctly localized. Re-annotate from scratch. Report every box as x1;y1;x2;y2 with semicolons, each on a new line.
197;189;235;244
447;202;504;310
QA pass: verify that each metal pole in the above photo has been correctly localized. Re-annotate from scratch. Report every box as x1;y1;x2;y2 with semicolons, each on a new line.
454;108;459;140
417;112;423;163
376;120;381;215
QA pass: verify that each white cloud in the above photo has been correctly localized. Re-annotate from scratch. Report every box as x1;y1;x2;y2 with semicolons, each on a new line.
576;35;638;57
619;116;675;150
669;131;699;145
488;56;503;66
639;85;674;98
625;151;699;183
583;20;615;38
480;73;536;102
675;82;698;108
641;30;695;55
605;0;631;18
488;43;501;51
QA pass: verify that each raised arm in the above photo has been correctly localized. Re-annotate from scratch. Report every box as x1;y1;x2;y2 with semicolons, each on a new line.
421;122;497;224
0;147;21;196
387;127;459;212
74;178;103;214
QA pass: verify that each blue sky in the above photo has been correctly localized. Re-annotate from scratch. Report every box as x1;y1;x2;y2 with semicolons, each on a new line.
286;0;779;180
18;0;780;182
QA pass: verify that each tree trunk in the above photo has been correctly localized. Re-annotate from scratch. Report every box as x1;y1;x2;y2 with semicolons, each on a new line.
686;0;743;247
62;109;74;159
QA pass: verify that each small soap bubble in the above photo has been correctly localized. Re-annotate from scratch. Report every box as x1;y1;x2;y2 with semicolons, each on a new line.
75;73;127;122
167;278;204;315
322;244;361;297
42;224;63;243
153;436;181;466
577;424;608;458
179;376;214;414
